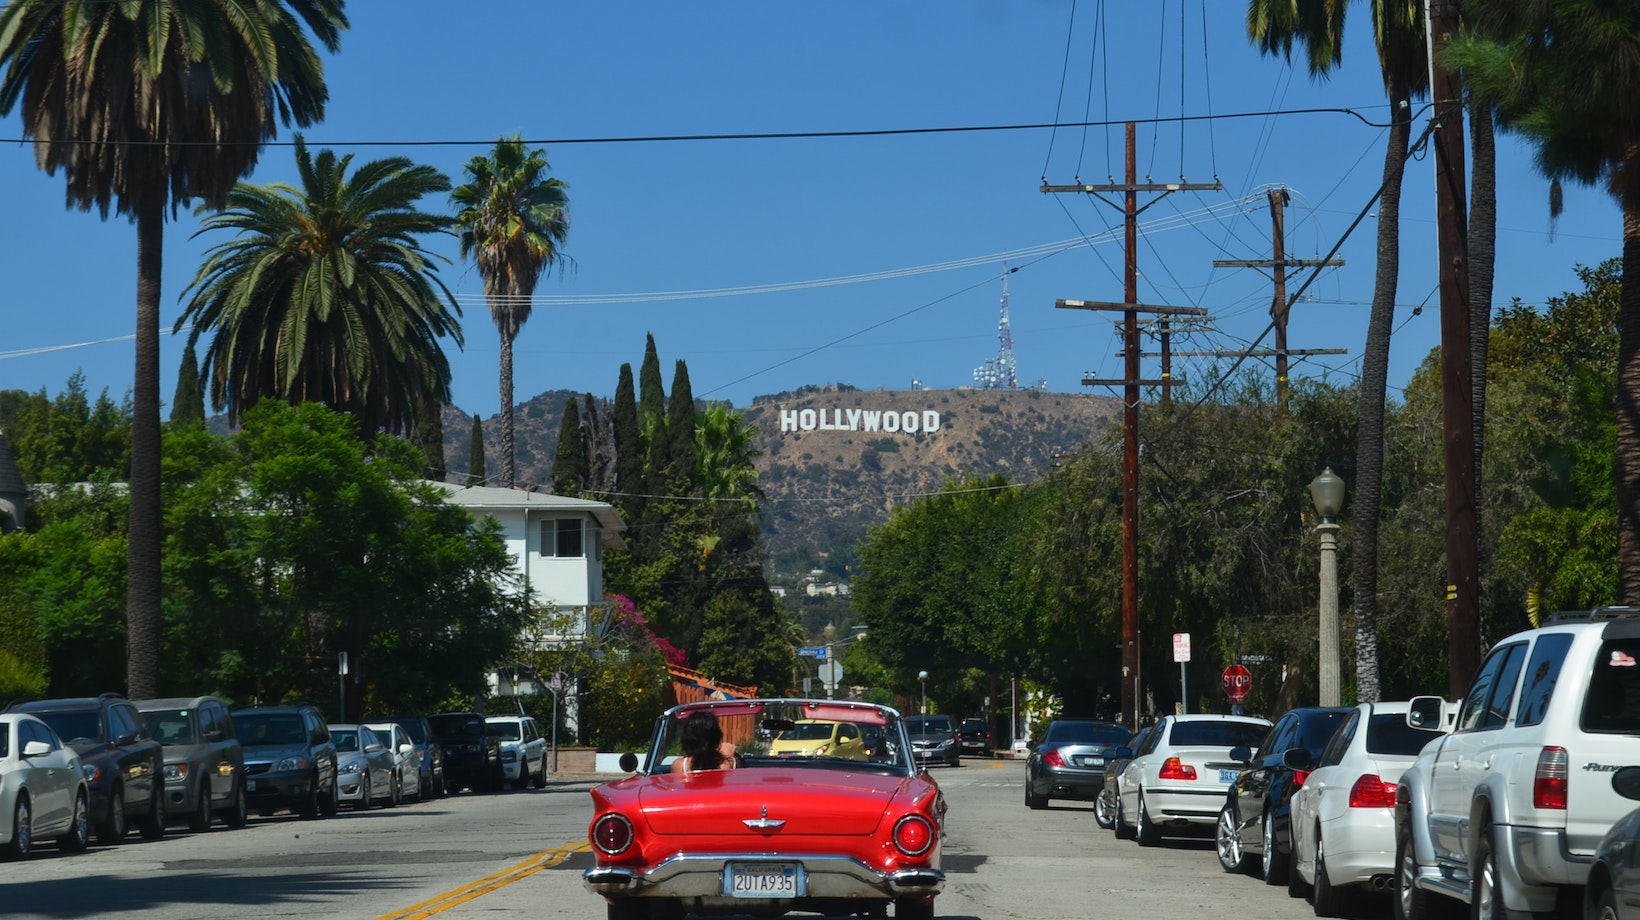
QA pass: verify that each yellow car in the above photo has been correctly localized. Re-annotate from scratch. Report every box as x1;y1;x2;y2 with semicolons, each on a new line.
767;720;868;760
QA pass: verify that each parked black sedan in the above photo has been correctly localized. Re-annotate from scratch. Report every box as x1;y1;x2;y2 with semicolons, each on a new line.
1215;705;1352;886
1025;718;1132;809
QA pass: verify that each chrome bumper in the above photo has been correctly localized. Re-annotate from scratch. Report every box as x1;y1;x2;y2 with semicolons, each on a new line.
584;853;944;904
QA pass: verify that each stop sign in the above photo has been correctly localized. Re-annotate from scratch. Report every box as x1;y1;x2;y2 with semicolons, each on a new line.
1222;665;1252;703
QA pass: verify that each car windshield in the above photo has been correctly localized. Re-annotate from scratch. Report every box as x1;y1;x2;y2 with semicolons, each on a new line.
142;710;197;745
30;710;100;745
237;713;305;746
1045;721;1131;745
1168;720;1268;748
428;714;486;739
487;722;523;741
645;700;913;776
904;717;953;737
333;729;363;752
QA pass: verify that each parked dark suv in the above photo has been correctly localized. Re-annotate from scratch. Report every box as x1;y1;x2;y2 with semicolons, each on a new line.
428;712;503;793
4;694;166;843
959;717;991;757
233;703;339;819
135;695;247;831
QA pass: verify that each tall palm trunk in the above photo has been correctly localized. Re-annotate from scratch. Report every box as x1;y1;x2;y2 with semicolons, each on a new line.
126;204;164;699
1618;192;1640;602
499;328;515;488
1351;90;1413;704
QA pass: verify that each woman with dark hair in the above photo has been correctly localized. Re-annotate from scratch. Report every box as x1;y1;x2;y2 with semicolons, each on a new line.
671;710;736;774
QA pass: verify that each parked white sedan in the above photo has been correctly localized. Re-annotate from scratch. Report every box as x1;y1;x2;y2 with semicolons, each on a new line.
1285;700;1449;916
1115;713;1270;846
1;712;90;858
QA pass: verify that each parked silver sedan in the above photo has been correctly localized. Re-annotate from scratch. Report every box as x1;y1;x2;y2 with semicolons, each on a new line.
0;713;90;858
330;724;398;810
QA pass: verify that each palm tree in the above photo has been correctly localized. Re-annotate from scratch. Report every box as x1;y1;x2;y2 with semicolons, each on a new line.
695;404;764;507
0;0;346;698
178;137;462;436
451;137;572;489
1247;0;1428;703
1447;0;1640;600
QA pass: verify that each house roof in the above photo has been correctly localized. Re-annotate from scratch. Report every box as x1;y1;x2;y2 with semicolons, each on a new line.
431;482;627;548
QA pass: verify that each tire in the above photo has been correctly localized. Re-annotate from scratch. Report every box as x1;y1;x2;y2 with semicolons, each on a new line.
1395;816;1449;920
531;757;547;789
894;897;935;920
354;772;373;811
1591;882;1619;920
388;772;403;808
4;794;30;858
319;776;340;817
1136;792;1161;847
1094;790;1116;829
96;785;127;844
298;773;321;819
59;791;89;852
1025;775;1046;810
221;780;248;829
511;769;529;792
188;777;213;832
1313;830;1344;917
1262;809;1289;885
137;782;165;840
1217;805;1254;874
1114;792;1135;840
1472;824;1502;920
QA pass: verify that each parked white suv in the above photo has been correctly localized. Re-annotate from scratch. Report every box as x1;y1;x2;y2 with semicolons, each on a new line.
485;716;547;790
1393;607;1640;920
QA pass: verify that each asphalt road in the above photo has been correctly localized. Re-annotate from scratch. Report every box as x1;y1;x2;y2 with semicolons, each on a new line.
0;758;1394;920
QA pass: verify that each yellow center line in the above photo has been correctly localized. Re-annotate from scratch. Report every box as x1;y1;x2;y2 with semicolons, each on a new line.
376;841;592;920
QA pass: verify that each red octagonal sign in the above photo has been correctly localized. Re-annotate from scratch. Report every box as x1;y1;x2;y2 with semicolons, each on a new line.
1222;665;1252;703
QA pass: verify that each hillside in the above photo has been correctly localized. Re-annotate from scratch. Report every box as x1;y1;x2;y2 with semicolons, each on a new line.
441;385;1120;560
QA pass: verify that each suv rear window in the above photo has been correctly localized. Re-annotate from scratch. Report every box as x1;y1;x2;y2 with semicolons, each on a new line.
1581;637;1640;733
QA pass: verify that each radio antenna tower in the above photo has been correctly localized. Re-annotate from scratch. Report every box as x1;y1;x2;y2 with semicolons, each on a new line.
973;266;1019;389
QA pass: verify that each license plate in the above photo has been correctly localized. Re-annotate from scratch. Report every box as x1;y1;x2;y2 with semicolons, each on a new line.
247;780;257;792
726;862;804;898
1218;769;1238;783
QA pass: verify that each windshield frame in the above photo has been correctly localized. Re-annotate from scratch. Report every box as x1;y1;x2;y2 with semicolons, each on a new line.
637;698;916;778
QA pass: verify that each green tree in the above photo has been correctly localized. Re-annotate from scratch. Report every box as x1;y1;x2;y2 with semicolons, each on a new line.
552;397;585;495
667;360;699;496
639;335;670;502
695;404;764;506
451;136;572;489
178;137;461;436
0;0;347;700
1;377;130;485
468;414;487;487
1446;0;1640;600
414;399;446;481
612;364;643;519
171;345;206;427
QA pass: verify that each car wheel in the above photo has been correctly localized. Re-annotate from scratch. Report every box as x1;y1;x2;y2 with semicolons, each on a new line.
221;780;248;829
298;772;322;819
1094;790;1115;829
1261;808;1288;885
1217;805;1253;874
319;776;341;817
1288;825;1313;899
1394;815;1449;920
435;771;447;798
188;777;213;832
894;897;935;920
389;771;403;808
1113;791;1135;840
137;781;165;840
4;794;31;858
1136;792;1161;846
96;785;127;844
1024;774;1046;810
1472;823;1502;920
1312;829;1344;917
59;790;90;852
532;758;548;789
1591;881;1619;920
511;769;529;791
490;759;506;793
354;772;373;811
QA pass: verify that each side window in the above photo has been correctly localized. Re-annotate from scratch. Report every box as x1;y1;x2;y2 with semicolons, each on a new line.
1457;645;1510;733
1481;643;1528;730
1582;635;1640;733
199;704;219;737
1138;723;1164;755
1253;720;1282;759
112;704;143;741
1320;711;1359;767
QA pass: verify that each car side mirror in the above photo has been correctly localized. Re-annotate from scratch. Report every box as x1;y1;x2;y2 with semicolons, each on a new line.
1229;745;1253;763
1282;747;1314;771
21;740;50;758
618;751;640;773
1113;746;1132;760
1407;696;1446;731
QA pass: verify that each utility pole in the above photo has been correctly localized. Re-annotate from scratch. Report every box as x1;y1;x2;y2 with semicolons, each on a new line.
1213;188;1343;410
1044;122;1219;727
1134;316;1217;408
1429;0;1479;699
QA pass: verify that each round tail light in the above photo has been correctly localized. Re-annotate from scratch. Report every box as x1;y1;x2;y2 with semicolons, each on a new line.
592;813;634;855
893;815;935;856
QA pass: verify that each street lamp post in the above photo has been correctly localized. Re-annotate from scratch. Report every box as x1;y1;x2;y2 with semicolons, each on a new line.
917;670;928;714
1309;468;1346;707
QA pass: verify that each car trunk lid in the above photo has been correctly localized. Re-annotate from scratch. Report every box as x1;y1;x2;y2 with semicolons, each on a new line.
638;768;900;836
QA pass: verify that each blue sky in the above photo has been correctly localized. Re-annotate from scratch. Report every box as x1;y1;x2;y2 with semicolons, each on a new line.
1;2;1621;421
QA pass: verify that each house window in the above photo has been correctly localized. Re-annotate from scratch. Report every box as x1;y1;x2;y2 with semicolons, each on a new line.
541;518;584;558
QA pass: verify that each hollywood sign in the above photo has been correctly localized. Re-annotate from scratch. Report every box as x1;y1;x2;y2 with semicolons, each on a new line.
778;408;941;435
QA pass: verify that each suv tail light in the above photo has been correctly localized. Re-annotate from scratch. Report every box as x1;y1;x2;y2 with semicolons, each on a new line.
592;813;634;855
1159;757;1197;780
1347;773;1397;808
893;815;935;856
1043;748;1065;768
1534;746;1569;809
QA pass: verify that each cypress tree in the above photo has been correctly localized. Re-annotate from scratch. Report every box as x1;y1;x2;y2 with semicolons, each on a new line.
666;359;698;495
638;333;666;423
639;335;670;494
613;365;643;518
582;393;609;494
171;344;206;425
551;397;585;494
414;399;446;481
468;414;487;487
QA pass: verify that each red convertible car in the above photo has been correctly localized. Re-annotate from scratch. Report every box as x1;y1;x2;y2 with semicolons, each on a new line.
584;698;947;920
